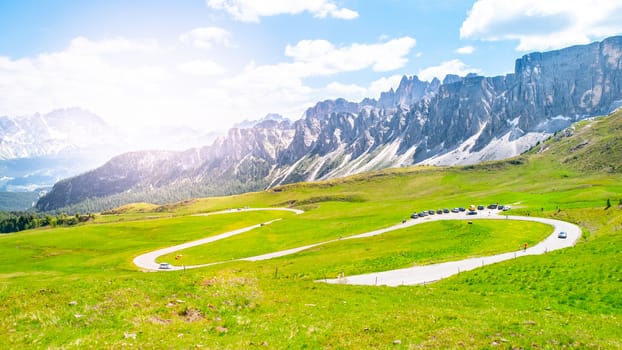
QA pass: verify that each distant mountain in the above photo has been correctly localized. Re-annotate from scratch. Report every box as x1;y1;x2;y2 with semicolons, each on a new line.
37;36;622;212
0;108;120;204
234;113;292;129
0;108;112;160
0;108;221;211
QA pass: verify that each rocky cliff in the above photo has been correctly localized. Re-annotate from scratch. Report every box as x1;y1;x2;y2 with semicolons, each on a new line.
37;36;622;211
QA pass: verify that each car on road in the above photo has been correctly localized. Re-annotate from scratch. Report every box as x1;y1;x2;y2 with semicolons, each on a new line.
451;208;460;213
487;204;498;209
437;209;443;214
428;210;435;215
443;208;450;213
467;210;478;215
459;207;466;212
477;205;485;210
411;213;418;219
159;262;171;270
502;206;511;211
558;231;567;239
418;212;428;217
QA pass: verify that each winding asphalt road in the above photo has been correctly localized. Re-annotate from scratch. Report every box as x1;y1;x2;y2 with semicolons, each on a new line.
132;208;581;287
132;208;303;271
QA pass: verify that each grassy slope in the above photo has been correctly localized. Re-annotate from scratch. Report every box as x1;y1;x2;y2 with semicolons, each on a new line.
0;112;621;348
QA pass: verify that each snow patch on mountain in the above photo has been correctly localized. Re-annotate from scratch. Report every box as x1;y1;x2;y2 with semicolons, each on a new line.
424;130;549;165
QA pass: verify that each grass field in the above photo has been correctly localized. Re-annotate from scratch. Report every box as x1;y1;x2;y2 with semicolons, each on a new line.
1;112;621;348
158;219;552;275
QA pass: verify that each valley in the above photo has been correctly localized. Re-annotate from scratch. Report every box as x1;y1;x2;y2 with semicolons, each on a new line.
1;111;620;348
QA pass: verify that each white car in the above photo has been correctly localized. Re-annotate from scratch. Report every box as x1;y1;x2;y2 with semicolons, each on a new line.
159;262;171;269
558;231;567;239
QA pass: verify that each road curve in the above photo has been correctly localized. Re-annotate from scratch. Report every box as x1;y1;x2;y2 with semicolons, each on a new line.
322;214;581;286
133;208;581;287
132;207;303;271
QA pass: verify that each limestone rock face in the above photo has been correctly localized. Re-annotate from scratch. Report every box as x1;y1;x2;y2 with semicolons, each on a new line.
38;36;622;211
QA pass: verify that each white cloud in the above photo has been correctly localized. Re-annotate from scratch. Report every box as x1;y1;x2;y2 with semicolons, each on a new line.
178;60;227;76
417;59;481;82
455;46;475;55
284;36;416;75
324;82;367;100
368;75;403;97
206;0;358;22
461;0;622;51
0;34;416;135
0;37;183;132
67;36;159;55
321;75;403;102
179;27;232;49
209;37;415;117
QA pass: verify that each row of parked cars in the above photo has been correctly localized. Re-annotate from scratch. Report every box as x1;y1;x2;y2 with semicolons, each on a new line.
410;204;510;219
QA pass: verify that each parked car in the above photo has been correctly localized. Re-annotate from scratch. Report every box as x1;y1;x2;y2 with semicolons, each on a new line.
419;212;428;217
558;231;567;239
437;209;443;214
477;205;485;210
502;206;511;211
428;210;435;215
159;262;171;270
451;208;460;213
459;207;466;212
497;205;505;210
443;208;450;213
467;210;478;215
487;204;498;209
411;213;418;219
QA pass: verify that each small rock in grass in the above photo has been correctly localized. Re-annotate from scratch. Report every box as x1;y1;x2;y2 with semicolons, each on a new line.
393;339;402;345
215;326;228;334
124;332;137;339
74;314;85;318
68;301;78;306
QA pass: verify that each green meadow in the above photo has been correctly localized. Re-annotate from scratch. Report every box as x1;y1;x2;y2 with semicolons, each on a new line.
1;112;621;348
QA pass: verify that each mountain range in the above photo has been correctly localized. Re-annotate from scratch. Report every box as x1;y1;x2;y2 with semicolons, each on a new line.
0;108;220;207
36;36;622;212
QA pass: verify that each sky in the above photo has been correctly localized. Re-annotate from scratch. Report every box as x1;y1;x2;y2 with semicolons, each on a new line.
1;0;622;133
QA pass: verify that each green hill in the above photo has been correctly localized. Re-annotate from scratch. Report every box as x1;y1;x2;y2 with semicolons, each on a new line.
0;111;621;348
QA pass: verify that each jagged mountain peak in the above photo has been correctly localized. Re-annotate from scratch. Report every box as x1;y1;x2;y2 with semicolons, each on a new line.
36;36;622;212
234;113;292;129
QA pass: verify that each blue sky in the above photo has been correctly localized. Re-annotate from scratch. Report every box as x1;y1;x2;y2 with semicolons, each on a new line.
1;0;622;132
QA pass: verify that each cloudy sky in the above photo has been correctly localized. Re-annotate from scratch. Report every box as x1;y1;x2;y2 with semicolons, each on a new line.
1;0;622;132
